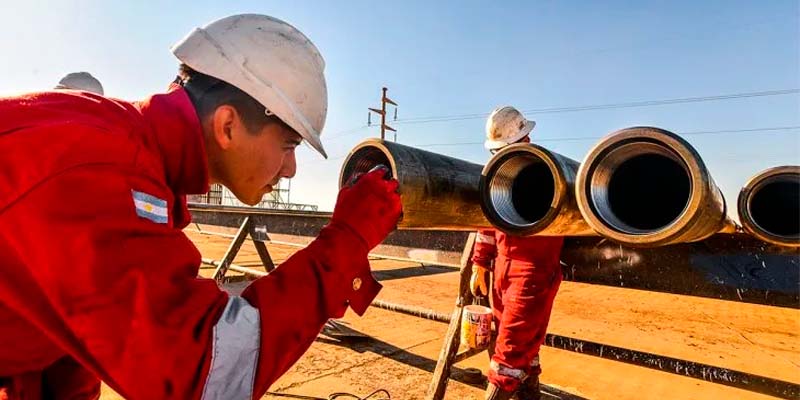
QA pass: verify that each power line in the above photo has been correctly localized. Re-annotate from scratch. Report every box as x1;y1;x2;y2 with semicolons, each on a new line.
324;125;369;141
320;89;798;142
411;126;800;148
391;89;800;126
301;125;799;164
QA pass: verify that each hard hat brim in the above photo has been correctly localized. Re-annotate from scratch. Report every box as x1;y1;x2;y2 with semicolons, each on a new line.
484;120;535;150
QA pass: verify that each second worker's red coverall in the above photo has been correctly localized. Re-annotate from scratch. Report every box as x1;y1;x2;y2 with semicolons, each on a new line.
472;230;564;392
0;86;392;399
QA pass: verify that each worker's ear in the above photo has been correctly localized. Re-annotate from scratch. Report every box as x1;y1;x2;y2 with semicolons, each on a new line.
210;105;240;150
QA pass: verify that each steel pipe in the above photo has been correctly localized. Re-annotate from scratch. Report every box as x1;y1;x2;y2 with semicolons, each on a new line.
738;166;800;247
340;139;491;230
480;143;595;236
576;126;737;247
370;299;452;323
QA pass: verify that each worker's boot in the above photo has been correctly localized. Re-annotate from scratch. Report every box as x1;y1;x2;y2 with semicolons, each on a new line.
485;382;515;400
514;375;541;400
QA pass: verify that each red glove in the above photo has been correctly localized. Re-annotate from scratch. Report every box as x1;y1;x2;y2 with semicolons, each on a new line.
332;166;402;250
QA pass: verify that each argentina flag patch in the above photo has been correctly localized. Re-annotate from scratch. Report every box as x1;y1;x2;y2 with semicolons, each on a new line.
132;190;168;224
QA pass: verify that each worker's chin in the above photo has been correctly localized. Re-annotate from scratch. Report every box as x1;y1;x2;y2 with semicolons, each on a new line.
233;186;272;206
237;192;263;206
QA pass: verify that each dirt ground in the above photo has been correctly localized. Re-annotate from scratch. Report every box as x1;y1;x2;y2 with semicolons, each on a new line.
100;229;799;400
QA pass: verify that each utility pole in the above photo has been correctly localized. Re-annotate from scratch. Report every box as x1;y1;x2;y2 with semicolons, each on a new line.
368;87;398;141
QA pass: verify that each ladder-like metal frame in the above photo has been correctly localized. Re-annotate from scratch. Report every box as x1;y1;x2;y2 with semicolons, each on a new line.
212;216;276;283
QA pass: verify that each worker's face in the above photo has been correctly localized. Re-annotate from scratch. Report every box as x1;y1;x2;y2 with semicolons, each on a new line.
207;105;300;206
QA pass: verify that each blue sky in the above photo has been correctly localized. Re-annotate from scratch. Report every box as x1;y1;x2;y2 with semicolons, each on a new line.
1;0;797;212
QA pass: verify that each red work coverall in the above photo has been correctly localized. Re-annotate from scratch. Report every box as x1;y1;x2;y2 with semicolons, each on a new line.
0;86;381;399
472;229;564;392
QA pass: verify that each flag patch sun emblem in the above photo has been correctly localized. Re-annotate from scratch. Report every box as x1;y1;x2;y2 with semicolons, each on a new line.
132;190;168;224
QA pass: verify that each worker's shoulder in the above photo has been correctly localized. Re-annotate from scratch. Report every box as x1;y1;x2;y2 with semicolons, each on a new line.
4;90;155;149
0;90;144;131
0;91;167;209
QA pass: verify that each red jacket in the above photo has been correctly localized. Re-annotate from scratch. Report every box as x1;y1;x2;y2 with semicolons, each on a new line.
0;86;380;399
472;229;563;270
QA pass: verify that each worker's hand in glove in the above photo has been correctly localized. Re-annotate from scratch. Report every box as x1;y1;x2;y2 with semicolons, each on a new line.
331;166;402;250
470;263;490;297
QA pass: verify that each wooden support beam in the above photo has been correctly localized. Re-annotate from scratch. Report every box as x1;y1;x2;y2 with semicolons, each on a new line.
425;233;477;400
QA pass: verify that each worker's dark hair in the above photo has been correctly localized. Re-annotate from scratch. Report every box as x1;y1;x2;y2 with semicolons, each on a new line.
176;64;285;134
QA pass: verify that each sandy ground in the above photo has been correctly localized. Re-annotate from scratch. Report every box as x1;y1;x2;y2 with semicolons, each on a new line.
99;230;799;399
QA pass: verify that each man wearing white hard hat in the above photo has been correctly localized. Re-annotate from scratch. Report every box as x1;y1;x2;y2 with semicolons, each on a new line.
54;72;105;95
0;14;401;400
471;106;564;400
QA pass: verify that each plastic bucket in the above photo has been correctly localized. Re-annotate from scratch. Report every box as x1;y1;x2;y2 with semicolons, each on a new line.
460;304;493;349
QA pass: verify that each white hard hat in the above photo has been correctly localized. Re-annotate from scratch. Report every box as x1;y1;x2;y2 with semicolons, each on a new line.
484;106;535;150
172;14;329;158
55;72;104;95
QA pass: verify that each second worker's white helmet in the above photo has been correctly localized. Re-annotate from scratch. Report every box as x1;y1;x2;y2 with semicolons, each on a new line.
55;72;104;95
484;106;535;150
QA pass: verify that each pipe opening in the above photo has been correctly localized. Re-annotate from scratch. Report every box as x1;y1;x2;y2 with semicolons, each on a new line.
340;146;391;187
749;177;800;238
489;155;555;227
590;143;691;234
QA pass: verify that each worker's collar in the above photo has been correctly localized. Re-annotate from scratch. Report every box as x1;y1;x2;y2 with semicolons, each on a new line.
136;84;210;195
